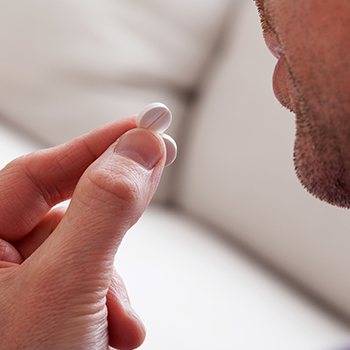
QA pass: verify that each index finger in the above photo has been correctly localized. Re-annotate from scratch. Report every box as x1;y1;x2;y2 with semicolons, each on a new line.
0;116;136;241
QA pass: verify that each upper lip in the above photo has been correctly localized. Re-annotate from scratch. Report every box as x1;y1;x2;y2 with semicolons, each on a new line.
264;31;283;59
255;0;283;59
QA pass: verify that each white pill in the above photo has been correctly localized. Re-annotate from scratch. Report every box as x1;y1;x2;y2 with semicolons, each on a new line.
162;134;177;167
137;103;172;133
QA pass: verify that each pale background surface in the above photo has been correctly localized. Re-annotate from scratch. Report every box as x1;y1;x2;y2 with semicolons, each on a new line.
0;0;350;348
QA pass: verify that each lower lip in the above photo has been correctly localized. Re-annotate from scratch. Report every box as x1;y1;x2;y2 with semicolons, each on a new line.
273;56;295;112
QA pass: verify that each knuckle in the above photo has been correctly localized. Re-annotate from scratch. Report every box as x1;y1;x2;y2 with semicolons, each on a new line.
6;151;40;169
2;151;61;206
1;154;26;174
84;165;142;209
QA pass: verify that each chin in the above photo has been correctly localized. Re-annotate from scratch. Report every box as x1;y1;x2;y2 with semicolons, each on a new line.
277;55;350;209
294;130;350;209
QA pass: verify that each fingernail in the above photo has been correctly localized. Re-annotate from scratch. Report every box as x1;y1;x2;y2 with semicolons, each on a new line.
114;129;164;170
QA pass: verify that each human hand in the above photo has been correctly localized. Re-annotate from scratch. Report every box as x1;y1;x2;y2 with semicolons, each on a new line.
0;117;167;350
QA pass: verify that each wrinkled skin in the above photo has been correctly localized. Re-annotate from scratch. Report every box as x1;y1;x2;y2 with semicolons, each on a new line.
0;118;167;350
256;0;350;208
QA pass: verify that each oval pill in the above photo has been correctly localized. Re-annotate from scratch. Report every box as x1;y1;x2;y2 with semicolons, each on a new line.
162;133;177;167
137;103;172;134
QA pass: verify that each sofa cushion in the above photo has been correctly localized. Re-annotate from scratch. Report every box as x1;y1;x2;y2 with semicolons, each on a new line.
0;0;231;145
0;0;233;201
174;0;350;319
119;206;350;349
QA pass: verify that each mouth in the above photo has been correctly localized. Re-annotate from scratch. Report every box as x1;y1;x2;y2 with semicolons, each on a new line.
273;56;296;112
255;0;295;112
255;0;282;56
264;30;283;59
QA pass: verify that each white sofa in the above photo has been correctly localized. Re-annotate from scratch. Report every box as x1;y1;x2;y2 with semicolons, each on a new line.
0;0;350;349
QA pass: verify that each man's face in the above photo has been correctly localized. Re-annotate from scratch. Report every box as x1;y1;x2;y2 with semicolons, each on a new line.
256;0;350;208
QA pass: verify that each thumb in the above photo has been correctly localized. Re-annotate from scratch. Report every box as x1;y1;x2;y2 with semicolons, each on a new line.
32;128;166;288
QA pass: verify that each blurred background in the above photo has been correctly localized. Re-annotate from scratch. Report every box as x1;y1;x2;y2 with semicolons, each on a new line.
1;0;350;349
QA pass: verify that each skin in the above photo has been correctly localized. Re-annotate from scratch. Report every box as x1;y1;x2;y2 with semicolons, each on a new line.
0;117;167;350
2;2;348;347
255;0;350;208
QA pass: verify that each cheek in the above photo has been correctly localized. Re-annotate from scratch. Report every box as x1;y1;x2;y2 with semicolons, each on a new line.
269;0;350;149
268;0;350;207
270;0;350;106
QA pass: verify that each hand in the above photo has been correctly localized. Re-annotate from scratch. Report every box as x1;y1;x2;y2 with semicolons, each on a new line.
0;117;167;350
